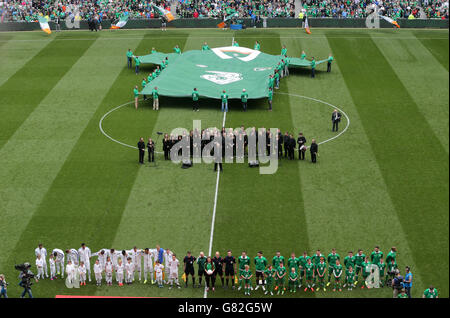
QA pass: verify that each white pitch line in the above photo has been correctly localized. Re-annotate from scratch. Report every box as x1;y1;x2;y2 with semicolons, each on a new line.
274;92;350;146
204;111;226;299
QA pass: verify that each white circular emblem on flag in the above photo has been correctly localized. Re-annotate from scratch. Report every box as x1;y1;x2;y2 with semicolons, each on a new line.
201;71;243;85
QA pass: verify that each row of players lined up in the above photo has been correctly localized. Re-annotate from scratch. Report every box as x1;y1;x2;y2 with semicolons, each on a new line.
32;244;398;293
137;115;343;164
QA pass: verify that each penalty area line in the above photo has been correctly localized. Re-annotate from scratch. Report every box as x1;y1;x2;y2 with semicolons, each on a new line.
204;111;226;299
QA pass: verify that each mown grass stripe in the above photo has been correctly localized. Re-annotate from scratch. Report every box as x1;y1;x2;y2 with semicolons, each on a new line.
0;36;96;150
372;31;449;152
278;29;424;297
327;31;449;297
0;35;51;87
0;34;143;297
108;33;224;298
209;32;313;298
413;31;449;71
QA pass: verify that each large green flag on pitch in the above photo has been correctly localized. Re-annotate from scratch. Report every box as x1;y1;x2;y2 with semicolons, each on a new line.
140;46;283;99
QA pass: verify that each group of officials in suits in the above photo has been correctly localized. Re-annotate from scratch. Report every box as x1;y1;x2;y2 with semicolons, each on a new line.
137;109;342;165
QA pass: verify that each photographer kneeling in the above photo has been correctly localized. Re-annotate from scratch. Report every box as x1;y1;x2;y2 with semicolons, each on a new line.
391;269;404;298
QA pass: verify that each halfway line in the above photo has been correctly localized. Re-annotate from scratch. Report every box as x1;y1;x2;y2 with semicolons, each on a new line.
204;111;227;298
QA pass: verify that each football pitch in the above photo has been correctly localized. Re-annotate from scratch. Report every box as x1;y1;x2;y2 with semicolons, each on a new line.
0;27;448;299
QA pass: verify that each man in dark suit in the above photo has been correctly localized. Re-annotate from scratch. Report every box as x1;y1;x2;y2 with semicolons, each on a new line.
138;137;145;164
283;132;290;158
310;139;318;163
332;109;342;132
289;134;296;160
297;133;307;160
147;138;155;162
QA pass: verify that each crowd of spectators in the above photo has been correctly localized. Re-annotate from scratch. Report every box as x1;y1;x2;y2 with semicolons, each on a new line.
0;0;447;22
175;0;296;19
0;0;172;22
302;0;448;19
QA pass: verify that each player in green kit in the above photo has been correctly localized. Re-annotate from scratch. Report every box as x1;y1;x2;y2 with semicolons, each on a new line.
385;247;397;266
297;251;310;288
254;251;268;291
300;50;306;59
238;251;250;291
326;248;340;287
202;42;210;51
264;265;276;296
233;41;239;47
280;45;287;56
377;257;387;287
345;266;355;291
276;262;287;295
133;85;139;110
354;249;365;286
268;87;273;111
254;41;260;51
370;246;383;266
147;73;153;84
398;289;408;298
304;258;315;292
288;267;298;293
315;257;327;291
423;285;439;298
192;88;199;112
151;47;157;54
312;250;324;287
272;251;285;291
174;45;181;54
343;251;355;287
360;256;371;289
241;264;252;296
287;253;299;276
241;89;248;112
332;259;343;292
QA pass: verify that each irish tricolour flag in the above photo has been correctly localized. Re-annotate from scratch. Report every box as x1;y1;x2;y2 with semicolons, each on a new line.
38;16;51;34
111;15;129;29
153;5;175;22
380;15;400;28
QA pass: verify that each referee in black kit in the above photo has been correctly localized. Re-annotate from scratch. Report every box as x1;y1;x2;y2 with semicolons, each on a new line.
183;251;196;288
138;137;145;164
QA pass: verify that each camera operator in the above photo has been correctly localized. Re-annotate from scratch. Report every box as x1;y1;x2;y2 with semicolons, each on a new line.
391;269;404;298
16;263;37;298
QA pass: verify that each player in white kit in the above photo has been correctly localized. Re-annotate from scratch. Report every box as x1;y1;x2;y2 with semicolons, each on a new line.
105;256;114;286
154;260;164;288
66;248;79;266
116;259;124;286
125;257;134;285
78;261;87;285
35;243;48;278
109;249;122;268
143;248;155;284
168;253;181;289
65;260;76;285
128;246;143;282
78;243;92;282
163;249;173;284
49;253;56;280
93;259;103;286
52;248;65;278
35;254;44;280
92;248;109;270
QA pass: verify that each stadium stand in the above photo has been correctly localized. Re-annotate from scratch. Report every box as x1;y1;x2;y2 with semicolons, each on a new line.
1;0;446;22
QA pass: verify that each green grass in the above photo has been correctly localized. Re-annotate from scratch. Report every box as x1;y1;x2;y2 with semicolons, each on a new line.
0;28;447;299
